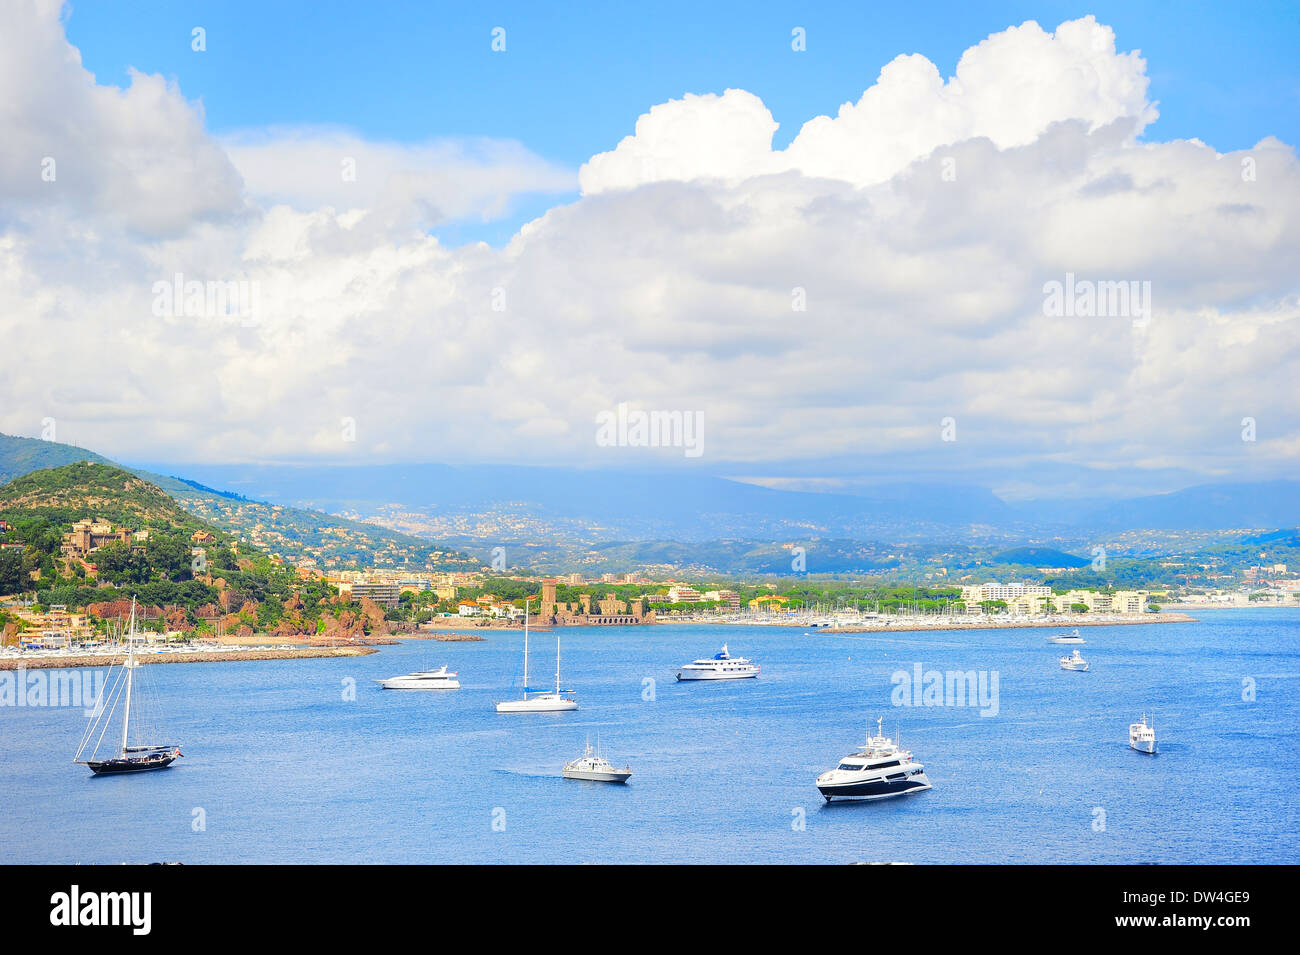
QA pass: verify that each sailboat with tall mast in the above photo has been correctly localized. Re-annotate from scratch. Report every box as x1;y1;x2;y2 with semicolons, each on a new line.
496;598;577;713
74;598;183;775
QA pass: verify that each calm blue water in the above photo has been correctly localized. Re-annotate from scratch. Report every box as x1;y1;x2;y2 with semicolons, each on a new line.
2;609;1297;864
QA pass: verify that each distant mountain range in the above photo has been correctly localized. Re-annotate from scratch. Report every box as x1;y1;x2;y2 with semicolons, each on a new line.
126;460;1300;541
6;433;1298;576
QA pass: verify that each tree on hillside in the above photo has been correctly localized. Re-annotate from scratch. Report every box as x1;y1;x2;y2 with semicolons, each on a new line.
0;549;23;595
94;541;150;585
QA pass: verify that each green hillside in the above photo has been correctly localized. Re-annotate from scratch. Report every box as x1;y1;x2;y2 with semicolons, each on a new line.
0;433;110;485
0;433;477;572
0;461;214;533
0;464;394;640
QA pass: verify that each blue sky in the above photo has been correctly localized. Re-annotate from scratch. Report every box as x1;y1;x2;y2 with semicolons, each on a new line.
65;1;1300;244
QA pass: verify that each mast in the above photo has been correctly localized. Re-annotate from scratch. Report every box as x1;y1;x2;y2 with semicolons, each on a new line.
522;598;530;700
555;630;562;695
121;598;136;756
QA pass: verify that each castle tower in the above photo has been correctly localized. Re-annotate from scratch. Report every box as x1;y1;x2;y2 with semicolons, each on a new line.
540;579;558;624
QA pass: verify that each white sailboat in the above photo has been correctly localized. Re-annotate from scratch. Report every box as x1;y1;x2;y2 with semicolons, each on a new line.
74;598;183;775
496;599;577;713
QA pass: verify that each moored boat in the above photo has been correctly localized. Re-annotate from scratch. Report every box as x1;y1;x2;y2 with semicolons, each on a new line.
376;665;460;690
1130;713;1157;754
1048;629;1085;645
1059;648;1090;671
676;644;759;681
74;598;183;775
561;738;631;783
816;718;931;802
496;599;577;713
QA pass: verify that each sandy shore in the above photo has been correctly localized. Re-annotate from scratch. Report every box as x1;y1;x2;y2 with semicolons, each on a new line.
0;646;377;670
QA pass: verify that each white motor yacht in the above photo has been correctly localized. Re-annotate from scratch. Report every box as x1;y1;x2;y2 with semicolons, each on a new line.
375;665;460;690
1047;629;1086;645
676;644;760;681
561;739;631;783
1059;648;1089;671
816;718;932;802
1130;713;1157;754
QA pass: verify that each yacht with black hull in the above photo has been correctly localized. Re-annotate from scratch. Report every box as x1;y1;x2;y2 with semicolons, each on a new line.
816;718;931;802
74;599;183;775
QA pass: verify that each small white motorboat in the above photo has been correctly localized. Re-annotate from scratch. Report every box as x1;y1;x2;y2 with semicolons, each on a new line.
561;739;631;783
1130;713;1157;754
1059;648;1089;671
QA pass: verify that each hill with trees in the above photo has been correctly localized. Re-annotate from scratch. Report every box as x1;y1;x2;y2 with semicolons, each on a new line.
0;464;399;642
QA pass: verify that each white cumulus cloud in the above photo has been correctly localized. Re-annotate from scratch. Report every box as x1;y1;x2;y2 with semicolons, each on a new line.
0;6;1296;499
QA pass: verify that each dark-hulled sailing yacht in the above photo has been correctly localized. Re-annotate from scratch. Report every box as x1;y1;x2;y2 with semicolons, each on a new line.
74;598;183;775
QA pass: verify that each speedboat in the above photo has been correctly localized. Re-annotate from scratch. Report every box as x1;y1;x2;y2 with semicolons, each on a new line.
1130;713;1157;754
561;739;631;783
676;644;759;681
375;665;460;690
1059;648;1089;671
816;718;932;802
1047;629;1085;645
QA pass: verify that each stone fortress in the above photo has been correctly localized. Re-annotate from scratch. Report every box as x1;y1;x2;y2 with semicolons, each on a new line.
535;579;656;626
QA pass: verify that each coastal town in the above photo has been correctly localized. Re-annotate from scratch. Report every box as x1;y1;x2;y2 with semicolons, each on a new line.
6;496;1299;658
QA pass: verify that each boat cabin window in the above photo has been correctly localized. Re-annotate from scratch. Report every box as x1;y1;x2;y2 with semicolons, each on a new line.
837;763;864;771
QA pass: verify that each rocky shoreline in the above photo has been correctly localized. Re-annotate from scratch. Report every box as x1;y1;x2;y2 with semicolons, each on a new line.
0;646;377;670
404;630;489;642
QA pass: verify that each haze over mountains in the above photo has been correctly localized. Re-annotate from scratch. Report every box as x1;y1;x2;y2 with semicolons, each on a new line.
5;433;1298;575
127;460;1300;542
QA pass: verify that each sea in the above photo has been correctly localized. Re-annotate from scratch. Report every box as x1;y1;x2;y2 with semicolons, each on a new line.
2;608;1296;864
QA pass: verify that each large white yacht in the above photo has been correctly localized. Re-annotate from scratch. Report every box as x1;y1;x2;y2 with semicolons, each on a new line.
1130;713;1157;754
1059;648;1089;671
375;665;460;690
561;738;631;783
816;718;932;802
676;644;760;681
496;599;578;713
